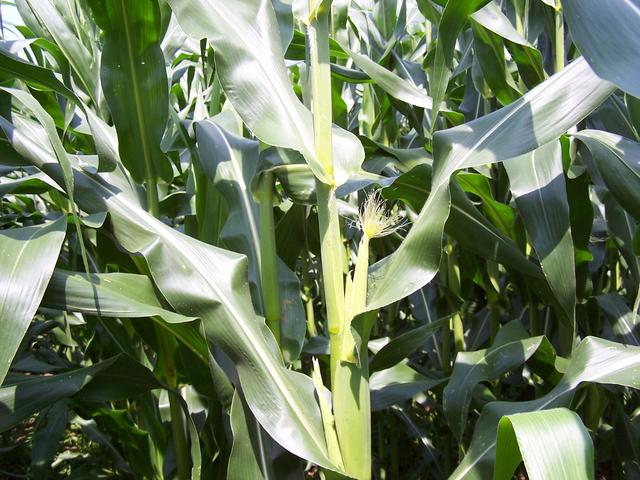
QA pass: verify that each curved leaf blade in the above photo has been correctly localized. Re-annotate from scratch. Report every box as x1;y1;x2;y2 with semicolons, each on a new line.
366;58;614;310
166;0;363;185
0;217;67;385
563;0;640;98
494;408;594;480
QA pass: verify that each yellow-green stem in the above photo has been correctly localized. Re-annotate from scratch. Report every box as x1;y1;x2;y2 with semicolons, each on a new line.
309;7;372;478
554;0;564;74
452;312;465;353
316;181;345;383
310;7;344;383
257;172;282;345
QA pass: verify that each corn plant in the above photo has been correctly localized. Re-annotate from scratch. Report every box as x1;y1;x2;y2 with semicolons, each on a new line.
0;0;639;478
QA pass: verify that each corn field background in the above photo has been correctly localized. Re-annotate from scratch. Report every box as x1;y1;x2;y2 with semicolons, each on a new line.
0;0;639;478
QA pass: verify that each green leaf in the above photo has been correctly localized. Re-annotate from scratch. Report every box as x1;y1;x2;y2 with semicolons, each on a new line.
470;15;521;105
443;321;550;439
382;164;543;281
228;392;266;480
504;141;576;324
494;408;594;480
17;0;100;104
451;336;640;479
43;269;195;325
370;362;444;412
166;0;363;185
369;317;447;373
1;111;339;472
0;217;66;385
428;0;492;128
573;130;640;223
596;294;640;346
471;2;545;89
366;58;614;311
343;46;434;110
196;118;264;308
196;117;306;362
563;0;640;98
87;0;173;184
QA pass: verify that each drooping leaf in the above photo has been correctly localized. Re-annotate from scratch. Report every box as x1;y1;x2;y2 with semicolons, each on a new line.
504;141;576;325
563;0;640;98
370;362;444;412
493;408;594;480
166;0;364;185
573;130;640;223
0;109;339;472
443;321;551;439
87;0;173;184
196;117;306;362
366;58;614;311
0;217;66;385
451;337;640;479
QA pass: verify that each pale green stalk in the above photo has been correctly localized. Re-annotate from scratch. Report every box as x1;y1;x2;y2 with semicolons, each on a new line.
308;5;372;477
256;171;282;345
554;0;564;73
308;7;344;384
333;232;373;479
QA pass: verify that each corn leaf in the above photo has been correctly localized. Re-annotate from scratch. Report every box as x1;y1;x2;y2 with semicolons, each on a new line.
494;408;594;480
0;217;67;385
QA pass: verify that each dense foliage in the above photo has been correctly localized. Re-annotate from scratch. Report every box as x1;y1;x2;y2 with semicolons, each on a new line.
0;0;639;479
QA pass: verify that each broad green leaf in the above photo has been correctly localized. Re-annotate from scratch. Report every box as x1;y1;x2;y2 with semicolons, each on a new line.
471;2;545;88
43;269;195;325
0;217;66;385
382;164;543;281
196;118;306;362
196;118;264;307
0;354;202;479
428;0;492;128
228;392;266;480
470;16;521;106
0;47;78;101
366;58;614;311
41;269;209;364
443;321;549;439
0;112;338;471
596;294;640;346
0;172;61;196
166;0;364;186
344;46;434;109
17;0;100;105
87;0;173;184
573;130;640;223
494;408;594;480
563;0;640;98
370;362;444;412
451;337;640;480
369;317;447;373
504;141;576;324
